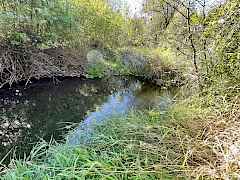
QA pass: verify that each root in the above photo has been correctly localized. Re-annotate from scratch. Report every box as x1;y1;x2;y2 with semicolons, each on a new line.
0;43;86;88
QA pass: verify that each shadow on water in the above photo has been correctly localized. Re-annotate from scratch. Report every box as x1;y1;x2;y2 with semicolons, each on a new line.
0;77;178;165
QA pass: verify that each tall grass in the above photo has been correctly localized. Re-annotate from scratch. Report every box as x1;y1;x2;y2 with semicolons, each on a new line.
2;112;177;179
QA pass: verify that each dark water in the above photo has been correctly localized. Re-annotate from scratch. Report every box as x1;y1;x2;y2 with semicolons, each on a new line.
0;77;177;165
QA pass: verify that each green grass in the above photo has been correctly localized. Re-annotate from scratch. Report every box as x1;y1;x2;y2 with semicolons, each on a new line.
2;111;180;179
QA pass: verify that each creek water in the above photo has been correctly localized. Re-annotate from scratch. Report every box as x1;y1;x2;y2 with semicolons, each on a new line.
0;77;178;165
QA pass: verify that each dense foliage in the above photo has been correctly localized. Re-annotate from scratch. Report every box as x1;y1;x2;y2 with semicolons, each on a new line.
205;0;240;84
0;0;128;49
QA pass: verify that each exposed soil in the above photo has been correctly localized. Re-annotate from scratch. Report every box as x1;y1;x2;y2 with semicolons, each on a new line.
0;42;86;88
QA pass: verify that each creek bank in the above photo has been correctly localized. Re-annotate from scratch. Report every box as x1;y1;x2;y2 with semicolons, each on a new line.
0;43;86;88
0;43;184;89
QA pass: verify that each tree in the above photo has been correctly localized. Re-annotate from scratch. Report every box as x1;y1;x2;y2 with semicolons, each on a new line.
143;0;222;78
0;0;129;49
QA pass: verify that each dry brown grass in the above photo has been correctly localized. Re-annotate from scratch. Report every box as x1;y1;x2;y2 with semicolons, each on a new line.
168;94;240;179
192;96;240;179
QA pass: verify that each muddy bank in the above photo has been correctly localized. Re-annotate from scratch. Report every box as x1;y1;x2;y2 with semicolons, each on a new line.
0;43;86;88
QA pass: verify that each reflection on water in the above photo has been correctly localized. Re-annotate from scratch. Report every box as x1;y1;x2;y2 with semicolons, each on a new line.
0;77;177;164
68;81;176;145
67;90;135;145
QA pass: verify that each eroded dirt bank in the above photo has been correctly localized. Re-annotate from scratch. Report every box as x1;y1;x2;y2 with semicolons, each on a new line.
0;43;86;88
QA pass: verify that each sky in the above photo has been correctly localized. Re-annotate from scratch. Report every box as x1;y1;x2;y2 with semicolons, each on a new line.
126;0;144;16
125;0;225;16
